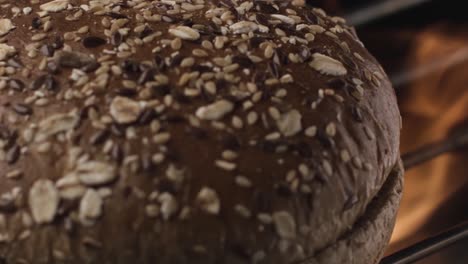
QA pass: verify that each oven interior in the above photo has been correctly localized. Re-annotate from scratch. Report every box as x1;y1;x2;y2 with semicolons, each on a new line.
312;0;468;263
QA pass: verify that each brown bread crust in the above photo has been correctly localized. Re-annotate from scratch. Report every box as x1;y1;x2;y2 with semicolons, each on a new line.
0;1;401;263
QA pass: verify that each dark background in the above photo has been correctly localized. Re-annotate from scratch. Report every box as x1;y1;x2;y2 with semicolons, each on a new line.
312;0;468;263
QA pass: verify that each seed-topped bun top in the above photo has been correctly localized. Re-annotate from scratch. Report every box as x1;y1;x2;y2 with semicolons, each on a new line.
0;0;401;263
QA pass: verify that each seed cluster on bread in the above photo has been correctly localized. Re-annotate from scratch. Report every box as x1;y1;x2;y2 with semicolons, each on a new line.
0;0;401;263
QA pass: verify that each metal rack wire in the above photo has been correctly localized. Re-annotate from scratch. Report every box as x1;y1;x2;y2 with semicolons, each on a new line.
333;0;468;262
380;129;468;264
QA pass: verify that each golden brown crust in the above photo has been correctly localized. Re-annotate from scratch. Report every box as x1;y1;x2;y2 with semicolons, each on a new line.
0;1;401;263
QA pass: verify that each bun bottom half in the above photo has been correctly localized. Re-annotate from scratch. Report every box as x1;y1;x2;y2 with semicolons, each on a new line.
299;160;403;264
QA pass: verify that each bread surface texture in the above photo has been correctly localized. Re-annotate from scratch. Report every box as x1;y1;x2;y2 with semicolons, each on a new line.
0;0;400;263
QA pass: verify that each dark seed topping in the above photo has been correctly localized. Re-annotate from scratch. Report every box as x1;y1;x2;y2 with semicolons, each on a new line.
222;134;241;150
116;88;137;97
31;17;41;29
344;195;359;211
299;45;311;61
317;130;335;149
233;55;252;68
12;103;33;116
0;196;17;213
257;2;277;13
192;64;212;73
268;61;279;78
249;37;264;48
52;36;64;50
275;183;293;197
0;125;11;140
139;27;154;38
6;145;20;164
153;84;171;96
47;61;60;74
111;144;123;163
275;49;289;65
121;60;141;74
81;61;100;73
110;124;126;137
141;154;153;171
82;36;107;48
219;0;235;8
40;44;55;57
89;130;110;145
256;13;269;26
30;75;57;91
9;79;25;91
107;12;128;19
351;106;364;123
44;75;58;90
138;69;155;84
304;12;318;24
172;92;191;104
138;109;157;125
111;32;123;46
7;58;23;68
30;75;46;90
55;50;97;69
327;78;347;90
295;141;312;158
187;127;208;139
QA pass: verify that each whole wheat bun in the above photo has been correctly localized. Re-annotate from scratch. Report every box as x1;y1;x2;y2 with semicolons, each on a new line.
0;0;402;263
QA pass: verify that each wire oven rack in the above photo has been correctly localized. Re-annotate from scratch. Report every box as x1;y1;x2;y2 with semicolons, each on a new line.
329;0;468;263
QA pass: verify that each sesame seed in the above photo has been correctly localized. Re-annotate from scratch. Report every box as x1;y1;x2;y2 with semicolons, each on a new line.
326;122;337;137
234;204;251;218
235;175;252;188
215;160;237;171
305;126;317;137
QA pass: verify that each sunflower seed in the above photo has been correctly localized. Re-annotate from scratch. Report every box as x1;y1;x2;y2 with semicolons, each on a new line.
82;36;107;48
54;50;97;69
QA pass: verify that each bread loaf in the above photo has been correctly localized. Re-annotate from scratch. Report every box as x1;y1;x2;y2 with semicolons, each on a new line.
0;1;401;263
